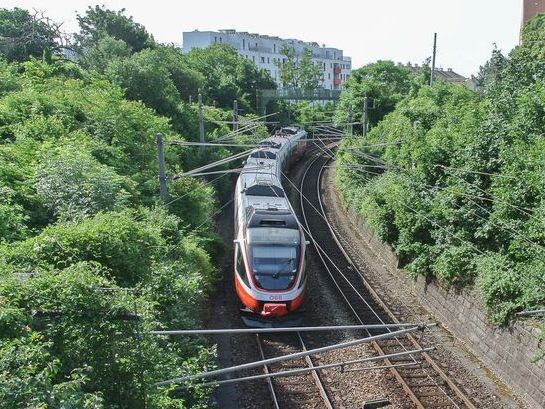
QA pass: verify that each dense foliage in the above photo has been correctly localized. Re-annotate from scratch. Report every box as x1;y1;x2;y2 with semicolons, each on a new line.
0;54;222;407
336;18;545;327
334;60;415;132
0;8;62;62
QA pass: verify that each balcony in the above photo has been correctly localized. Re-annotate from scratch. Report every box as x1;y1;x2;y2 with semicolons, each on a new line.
333;78;342;86
333;66;341;74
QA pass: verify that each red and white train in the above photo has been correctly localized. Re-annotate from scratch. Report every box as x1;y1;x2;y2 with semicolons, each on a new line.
234;126;309;326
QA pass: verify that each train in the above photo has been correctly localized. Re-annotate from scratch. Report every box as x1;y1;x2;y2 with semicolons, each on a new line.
234;126;309;326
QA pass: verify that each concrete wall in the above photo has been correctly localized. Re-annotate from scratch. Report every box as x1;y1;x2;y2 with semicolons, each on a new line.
346;208;545;409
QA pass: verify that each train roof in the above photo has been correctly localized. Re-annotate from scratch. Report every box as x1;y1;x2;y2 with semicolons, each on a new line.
247;209;299;230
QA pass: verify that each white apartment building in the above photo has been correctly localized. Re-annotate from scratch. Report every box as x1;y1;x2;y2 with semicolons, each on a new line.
182;29;352;90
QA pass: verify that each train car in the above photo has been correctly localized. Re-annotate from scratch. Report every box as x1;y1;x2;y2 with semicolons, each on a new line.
234;126;309;326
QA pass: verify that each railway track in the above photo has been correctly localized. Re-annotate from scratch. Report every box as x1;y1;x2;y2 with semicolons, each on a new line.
292;145;477;409
255;331;333;409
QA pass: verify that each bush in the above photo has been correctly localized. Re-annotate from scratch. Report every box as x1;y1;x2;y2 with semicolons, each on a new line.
36;144;133;220
2;211;160;286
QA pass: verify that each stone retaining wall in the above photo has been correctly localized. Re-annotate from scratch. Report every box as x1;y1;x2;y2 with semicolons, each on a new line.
346;208;545;409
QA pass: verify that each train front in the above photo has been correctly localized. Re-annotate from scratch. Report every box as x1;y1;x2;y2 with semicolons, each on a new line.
235;207;307;326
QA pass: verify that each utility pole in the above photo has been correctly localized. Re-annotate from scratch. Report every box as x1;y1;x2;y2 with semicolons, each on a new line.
347;104;353;135
362;96;369;137
198;93;205;146
156;133;168;202
233;99;239;132
430;32;437;86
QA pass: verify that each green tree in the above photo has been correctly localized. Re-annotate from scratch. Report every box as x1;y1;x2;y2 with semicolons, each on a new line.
75;6;154;53
35;144;133;220
275;45;322;89
78;35;132;72
0;8;63;62
186;43;275;111
334;60;413;129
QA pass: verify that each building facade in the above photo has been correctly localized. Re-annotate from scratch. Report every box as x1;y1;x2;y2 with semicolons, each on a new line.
182;29;352;90
522;0;545;26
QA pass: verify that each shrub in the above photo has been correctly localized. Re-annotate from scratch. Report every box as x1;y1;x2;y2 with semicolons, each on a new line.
36;144;133;220
2;211;160;286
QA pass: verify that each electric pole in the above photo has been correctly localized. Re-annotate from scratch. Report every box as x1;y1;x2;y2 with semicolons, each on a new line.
156;133;168;202
198;93;205;145
348;104;353;135
233;99;239;132
430;32;437;86
362;96;369;137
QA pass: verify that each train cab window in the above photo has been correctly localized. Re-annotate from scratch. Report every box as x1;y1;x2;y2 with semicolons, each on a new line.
235;244;249;286
249;245;299;291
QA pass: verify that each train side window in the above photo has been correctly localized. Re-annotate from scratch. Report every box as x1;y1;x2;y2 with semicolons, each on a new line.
236;244;249;286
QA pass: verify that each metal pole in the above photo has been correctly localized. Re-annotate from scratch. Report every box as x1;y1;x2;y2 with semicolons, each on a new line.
198;93;205;145
430;32;437;86
342;361;421;373
156;326;424;386
156;133;168;202
233;99;239;132
348;105;353;135
150;323;426;336
515;309;545;316
362;96;368;137
173;347;433;388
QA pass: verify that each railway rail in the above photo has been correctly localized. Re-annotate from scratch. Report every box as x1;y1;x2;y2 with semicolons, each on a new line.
255;330;333;409
293;142;477;409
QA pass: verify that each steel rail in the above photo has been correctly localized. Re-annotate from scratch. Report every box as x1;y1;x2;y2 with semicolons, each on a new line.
296;331;333;409
311;152;477;409
256;334;280;409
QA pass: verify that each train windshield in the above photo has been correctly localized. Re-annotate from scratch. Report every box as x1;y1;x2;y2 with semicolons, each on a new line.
250;245;299;291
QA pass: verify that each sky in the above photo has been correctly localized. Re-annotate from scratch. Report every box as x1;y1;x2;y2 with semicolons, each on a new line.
3;0;523;77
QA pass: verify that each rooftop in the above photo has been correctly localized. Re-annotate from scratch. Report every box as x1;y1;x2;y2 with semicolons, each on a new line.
405;63;466;82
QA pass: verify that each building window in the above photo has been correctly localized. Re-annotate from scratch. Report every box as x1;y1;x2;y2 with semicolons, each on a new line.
261;56;265;63
219;37;222;43
328;73;331;79
214;36;217;43
242;39;245;49
252;56;255;63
